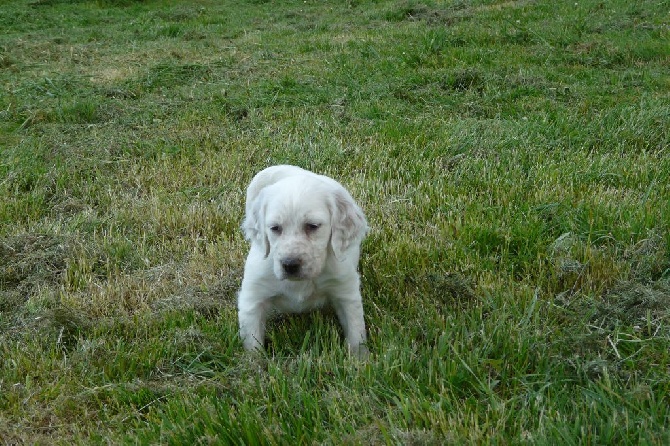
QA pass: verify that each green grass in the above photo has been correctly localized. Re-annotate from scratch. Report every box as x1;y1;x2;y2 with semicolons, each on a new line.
1;0;669;443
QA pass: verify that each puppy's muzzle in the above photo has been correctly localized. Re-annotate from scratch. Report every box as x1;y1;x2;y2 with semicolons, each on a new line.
281;257;302;278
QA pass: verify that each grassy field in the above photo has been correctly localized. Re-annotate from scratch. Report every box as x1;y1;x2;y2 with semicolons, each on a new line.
1;0;669;443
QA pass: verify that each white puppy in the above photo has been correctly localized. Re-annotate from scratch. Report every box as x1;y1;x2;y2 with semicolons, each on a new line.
238;165;369;356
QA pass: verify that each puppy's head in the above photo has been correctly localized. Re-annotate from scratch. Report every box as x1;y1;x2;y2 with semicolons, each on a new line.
242;170;367;281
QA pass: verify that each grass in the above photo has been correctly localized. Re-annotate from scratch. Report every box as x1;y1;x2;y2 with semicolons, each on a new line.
1;0;668;443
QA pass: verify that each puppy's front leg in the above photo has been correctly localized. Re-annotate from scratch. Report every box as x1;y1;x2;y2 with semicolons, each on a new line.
238;291;268;351
331;294;368;357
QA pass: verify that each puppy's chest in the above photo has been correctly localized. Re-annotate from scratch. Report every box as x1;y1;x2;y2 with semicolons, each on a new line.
270;281;328;313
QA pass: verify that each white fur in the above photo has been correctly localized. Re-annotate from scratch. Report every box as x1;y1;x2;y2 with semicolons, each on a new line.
238;165;368;356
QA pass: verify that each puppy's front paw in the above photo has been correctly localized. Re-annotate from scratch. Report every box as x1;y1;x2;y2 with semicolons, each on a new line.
350;342;370;360
238;312;266;352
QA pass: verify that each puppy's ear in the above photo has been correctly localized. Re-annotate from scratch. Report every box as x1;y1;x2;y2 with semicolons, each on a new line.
242;190;270;257
330;188;368;259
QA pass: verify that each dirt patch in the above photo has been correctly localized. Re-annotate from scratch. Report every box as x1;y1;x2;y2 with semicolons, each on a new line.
386;0;529;24
595;279;670;336
91;67;136;85
625;230;669;282
385;1;462;25
0;234;76;337
0;234;72;308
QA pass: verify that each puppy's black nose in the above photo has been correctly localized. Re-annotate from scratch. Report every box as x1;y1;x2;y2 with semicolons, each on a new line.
281;257;302;276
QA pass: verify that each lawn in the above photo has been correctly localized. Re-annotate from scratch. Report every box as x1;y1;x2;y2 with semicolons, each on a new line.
1;0;669;443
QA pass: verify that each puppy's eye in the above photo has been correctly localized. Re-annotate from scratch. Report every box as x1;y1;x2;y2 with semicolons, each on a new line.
305;223;321;232
269;225;282;233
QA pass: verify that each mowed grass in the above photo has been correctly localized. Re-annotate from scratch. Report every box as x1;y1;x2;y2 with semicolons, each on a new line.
1;0;669;443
